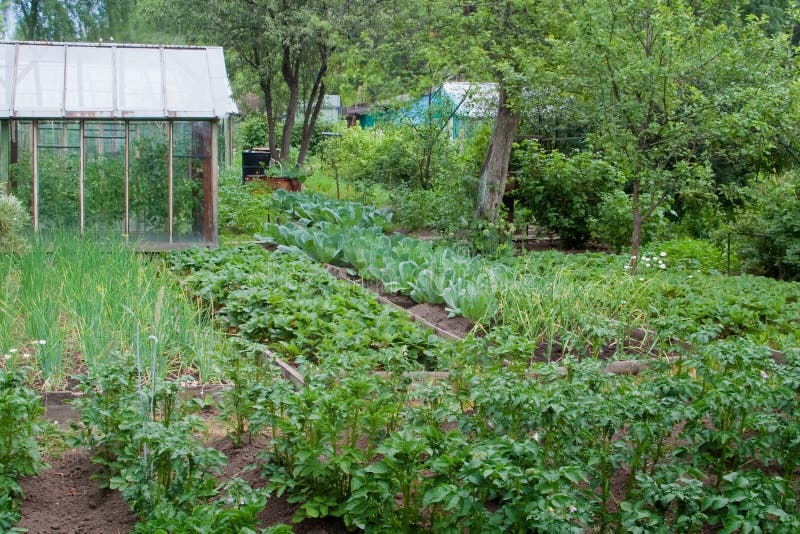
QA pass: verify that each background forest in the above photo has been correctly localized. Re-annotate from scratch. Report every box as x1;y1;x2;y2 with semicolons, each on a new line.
4;0;800;279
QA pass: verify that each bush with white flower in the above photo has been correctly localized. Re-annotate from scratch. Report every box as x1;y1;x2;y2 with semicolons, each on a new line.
0;193;31;254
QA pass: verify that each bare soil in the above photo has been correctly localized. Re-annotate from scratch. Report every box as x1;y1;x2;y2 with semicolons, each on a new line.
18;449;137;533
406;303;474;338
18;428;353;533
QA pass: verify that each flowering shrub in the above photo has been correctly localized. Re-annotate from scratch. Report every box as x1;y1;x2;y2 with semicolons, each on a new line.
0;193;30;254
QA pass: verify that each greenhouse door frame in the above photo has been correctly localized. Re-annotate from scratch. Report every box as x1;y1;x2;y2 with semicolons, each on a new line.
2;118;218;249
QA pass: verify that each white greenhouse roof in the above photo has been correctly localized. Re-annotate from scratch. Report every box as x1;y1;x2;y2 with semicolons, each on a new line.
0;41;238;119
440;82;498;118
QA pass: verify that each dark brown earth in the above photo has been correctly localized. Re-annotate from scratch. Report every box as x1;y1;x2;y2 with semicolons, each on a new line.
213;436;352;533
406;302;474;338
18;424;353;533
18;449;137;534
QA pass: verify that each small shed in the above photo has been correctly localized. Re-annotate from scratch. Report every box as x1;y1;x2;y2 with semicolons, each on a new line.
0;41;238;249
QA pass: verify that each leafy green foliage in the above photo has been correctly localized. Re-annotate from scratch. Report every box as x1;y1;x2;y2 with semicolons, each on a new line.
171;208;800;533
733;171;800;280
72;354;226;519
272;189;393;230
514;142;617;246
132;478;269;533
170;245;444;367
218;167;282;237
1;232;223;386
0;366;46;531
238;114;271;151
646;237;731;274
441;276;499;323
260;192;502;325
562;0;796;263
591;190;670;253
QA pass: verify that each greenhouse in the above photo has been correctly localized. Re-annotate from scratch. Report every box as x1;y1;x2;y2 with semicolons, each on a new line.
0;41;238;249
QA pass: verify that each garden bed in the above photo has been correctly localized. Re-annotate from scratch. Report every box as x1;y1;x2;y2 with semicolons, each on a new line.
18;435;353;533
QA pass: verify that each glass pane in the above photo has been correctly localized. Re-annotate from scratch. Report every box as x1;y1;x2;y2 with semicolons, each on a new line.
207;47;238;118
84;121;125;234
164;49;213;114
129;121;169;241
9;120;34;211
38;120;80;230
15;45;64;115
173;121;211;242
65;47;114;114
117;48;164;115
0;44;15;116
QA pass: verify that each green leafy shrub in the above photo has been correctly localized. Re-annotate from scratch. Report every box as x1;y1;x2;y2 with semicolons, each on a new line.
591;190;670;252
72;354;225;519
733;171;800;280
238;113;328;157
514;143;616;246
0;193;30;254
238;113;270;150
132;479;269;533
218;166;281;236
0;366;45;530
646;237;731;273
389;181;474;233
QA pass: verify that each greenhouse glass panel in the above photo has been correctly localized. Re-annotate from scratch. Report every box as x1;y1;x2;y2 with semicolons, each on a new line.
15;45;65;116
207;49;236;118
65;47;114;115
129;121;169;242
37;120;80;230
164;49;214;116
172;121;211;242
0;45;15;116
84;121;125;234
116;48;164;116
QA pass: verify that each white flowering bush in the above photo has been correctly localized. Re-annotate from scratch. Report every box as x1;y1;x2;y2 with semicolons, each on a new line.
0;193;30;254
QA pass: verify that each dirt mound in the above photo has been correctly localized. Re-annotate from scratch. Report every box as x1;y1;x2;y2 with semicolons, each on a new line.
18;449;137;533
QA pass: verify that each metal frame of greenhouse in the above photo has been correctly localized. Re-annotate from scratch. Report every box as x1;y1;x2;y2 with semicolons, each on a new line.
0;41;238;249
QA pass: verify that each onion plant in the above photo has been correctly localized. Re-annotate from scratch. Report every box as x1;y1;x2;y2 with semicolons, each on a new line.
4;231;224;388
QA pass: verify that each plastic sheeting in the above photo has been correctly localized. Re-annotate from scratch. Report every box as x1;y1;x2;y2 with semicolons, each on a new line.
0;41;238;119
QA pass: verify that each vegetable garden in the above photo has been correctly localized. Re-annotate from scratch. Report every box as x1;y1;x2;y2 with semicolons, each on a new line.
2;189;800;532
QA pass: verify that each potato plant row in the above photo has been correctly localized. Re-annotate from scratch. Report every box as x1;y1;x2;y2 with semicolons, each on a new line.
170;244;800;532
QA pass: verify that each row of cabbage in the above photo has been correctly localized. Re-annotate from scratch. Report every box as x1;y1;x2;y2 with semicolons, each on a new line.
261;192;504;324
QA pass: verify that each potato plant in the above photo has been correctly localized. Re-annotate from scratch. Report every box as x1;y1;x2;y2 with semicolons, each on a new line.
0;366;46;531
70;352;268;530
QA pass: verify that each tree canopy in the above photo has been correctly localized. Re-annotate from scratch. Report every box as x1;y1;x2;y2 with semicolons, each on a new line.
5;0;800;265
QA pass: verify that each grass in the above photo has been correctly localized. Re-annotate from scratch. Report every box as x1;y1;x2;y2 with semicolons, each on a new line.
302;165;391;207
1;231;225;389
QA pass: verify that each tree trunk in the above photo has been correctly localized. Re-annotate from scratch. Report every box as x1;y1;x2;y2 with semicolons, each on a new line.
280;47;300;165
259;78;278;159
630;178;642;273
26;0;41;39
297;46;330;166
475;85;520;221
297;82;325;165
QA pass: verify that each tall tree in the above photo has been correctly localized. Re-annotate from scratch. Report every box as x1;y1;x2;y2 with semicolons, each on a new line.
14;0;75;40
433;0;561;221
13;0;141;41
145;0;381;167
563;0;797;270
